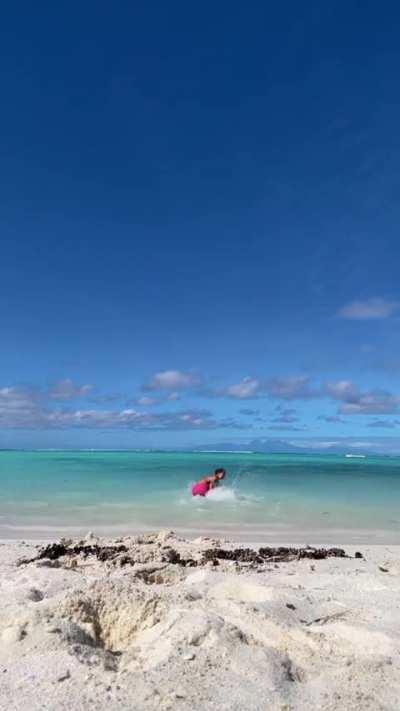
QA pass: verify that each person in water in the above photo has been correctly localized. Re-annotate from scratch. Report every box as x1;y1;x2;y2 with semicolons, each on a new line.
192;467;226;496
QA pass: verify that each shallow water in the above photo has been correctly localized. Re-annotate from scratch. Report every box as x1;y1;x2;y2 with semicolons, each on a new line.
0;450;400;541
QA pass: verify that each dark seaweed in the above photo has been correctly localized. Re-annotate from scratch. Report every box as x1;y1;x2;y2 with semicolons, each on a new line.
20;541;351;567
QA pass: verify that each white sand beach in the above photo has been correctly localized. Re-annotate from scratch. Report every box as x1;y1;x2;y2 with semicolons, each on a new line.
0;531;399;710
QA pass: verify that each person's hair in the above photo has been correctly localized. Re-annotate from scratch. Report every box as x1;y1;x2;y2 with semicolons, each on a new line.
214;467;226;478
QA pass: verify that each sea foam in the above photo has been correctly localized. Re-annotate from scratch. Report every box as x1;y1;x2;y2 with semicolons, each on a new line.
206;487;238;502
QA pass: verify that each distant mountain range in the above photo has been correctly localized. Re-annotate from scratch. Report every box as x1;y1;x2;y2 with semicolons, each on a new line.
2;438;400;456
192;437;399;456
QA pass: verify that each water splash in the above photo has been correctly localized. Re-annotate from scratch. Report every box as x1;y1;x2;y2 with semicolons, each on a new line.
206;487;238;502
231;466;250;490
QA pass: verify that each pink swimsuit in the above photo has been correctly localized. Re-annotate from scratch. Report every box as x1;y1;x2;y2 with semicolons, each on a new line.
192;480;210;497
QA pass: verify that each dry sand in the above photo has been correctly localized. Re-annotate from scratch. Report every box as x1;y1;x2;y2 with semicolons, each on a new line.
0;531;399;710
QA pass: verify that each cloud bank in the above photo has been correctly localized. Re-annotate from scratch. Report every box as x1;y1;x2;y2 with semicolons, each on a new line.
0;386;245;431
2;368;400;434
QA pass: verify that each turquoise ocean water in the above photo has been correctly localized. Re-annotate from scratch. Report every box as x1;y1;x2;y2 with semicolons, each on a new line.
1;451;400;542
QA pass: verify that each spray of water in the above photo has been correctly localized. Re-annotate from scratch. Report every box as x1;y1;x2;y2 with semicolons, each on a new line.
206;487;237;502
231;466;248;490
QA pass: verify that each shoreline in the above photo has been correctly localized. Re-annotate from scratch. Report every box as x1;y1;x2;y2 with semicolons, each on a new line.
1;522;399;545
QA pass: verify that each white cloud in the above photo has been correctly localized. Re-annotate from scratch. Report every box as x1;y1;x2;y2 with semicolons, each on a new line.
130;391;181;406
225;377;260;399
136;396;157;407
144;370;200;391
48;379;94;400
0;386;38;409
338;298;400;320
325;380;359;400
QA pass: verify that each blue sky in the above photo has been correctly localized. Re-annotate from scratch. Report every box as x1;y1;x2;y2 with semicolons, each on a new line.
1;1;400;450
